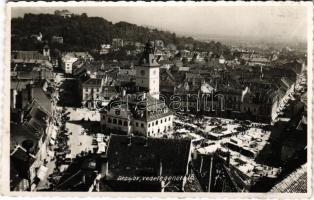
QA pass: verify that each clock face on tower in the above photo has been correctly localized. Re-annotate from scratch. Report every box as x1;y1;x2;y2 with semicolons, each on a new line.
140;70;145;76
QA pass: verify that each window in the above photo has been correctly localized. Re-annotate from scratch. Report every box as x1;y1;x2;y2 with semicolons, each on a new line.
148;123;150;128
158;129;160;133
141;123;144;128
113;119;117;124
118;120;122;125
123;121;128;126
152;122;154;126
140;70;145;75
165;118;167;122
168;126;171;131
136;122;138;127
160;119;163;124
108;118;112;123
156;121;158;125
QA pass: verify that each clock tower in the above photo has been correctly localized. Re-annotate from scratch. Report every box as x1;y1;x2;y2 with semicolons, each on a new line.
136;41;160;99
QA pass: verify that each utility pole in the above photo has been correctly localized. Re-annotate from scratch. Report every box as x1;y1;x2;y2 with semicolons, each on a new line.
208;155;214;192
199;156;203;173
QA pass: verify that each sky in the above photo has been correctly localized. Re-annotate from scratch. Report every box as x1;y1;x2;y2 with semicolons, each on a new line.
11;4;310;44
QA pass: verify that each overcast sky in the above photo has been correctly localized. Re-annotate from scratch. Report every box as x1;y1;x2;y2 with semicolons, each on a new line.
11;4;309;43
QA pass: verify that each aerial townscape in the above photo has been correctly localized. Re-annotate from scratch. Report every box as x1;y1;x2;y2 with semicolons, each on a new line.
10;9;308;193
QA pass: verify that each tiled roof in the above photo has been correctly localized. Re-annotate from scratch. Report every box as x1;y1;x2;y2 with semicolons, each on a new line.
108;92;172;121
55;155;97;191
82;78;102;87
10;123;40;152
12;51;48;61
160;69;175;82
10;146;36;189
270;164;307;193
63;52;93;60
32;86;53;114
13;69;53;80
250;57;270;63
11;80;29;91
106;134;191;179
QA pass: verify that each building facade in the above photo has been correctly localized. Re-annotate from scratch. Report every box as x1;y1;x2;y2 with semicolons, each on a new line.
100;42;174;137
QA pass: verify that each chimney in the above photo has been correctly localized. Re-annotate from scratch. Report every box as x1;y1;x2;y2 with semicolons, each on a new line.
159;159;163;176
100;157;109;179
12;89;17;109
142;92;146;100
27;83;34;103
20;110;24;123
82;174;86;184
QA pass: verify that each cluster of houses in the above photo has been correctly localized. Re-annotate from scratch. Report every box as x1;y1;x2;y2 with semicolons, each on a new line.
10;31;307;192
48;37;305;124
10;48;60;191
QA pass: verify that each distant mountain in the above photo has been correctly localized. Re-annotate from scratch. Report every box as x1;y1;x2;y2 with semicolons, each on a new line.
11;12;231;56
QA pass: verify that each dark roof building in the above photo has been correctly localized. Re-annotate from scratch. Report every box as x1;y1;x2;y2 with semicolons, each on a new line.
101;134;192;191
82;78;103;88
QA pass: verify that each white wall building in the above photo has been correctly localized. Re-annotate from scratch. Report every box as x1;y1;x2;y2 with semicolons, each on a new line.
61;55;78;74
100;93;174;137
61;52;94;74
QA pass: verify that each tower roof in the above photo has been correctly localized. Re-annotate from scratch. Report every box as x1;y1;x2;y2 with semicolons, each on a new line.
138;41;159;67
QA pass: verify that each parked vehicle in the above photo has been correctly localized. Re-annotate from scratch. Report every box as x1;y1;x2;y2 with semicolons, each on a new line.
63;158;72;164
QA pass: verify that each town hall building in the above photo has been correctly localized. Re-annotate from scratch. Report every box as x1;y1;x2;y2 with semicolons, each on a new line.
100;42;174;137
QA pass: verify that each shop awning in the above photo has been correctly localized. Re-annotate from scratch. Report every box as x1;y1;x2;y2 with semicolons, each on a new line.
50;139;55;145
97;142;107;153
37;165;48;181
51;126;57;139
48;150;54;157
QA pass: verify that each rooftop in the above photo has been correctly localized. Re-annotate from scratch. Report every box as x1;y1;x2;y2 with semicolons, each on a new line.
82;78;102;87
270;164;307;193
106;134;191;179
12;50;49;61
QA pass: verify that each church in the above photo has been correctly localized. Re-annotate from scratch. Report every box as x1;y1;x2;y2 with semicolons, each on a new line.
100;42;174;137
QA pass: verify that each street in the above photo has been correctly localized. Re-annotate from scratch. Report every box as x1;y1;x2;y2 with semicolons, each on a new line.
65;107;100;157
